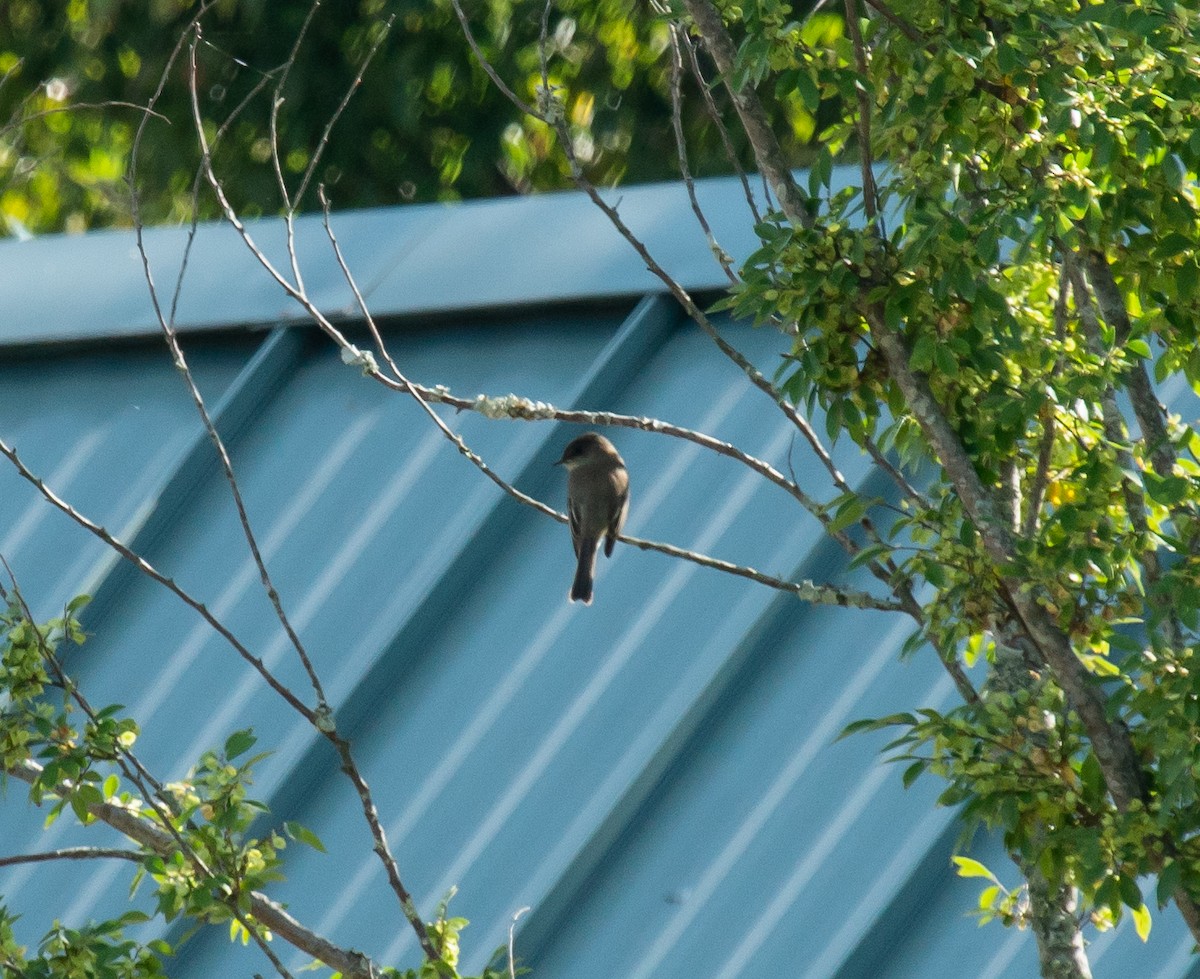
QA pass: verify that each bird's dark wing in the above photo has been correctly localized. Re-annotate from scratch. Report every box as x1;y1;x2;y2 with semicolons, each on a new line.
603;483;630;558
568;496;583;558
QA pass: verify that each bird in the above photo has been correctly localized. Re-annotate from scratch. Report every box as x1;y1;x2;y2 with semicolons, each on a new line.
555;433;629;605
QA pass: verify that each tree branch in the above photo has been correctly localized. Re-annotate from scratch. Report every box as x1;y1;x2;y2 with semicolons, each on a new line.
675;16;765;223
865;315;1144;809
679;0;811;228
0;436;315;724
862;0;926;46
1;563;295;979
1082;250;1183;496
5;760;379;979
664;20;740;285
321;193;896;612
0;847;143;868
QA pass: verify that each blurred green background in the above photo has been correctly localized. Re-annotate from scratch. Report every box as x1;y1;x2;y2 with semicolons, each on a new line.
0;0;826;236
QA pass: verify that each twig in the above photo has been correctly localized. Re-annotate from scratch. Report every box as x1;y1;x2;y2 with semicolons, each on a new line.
842;0;883;234
863;0;926;46
0;847;143;868
677;23;764;223
268;0;323;211
679;0;812;228
622;533;902;610
509;906;530;979
135;239;330;710
0;436;315;724
0;101;169;141
320;191;891;610
449;0;540;119
664;20;739;284
294;13;395;209
1023;268;1070;536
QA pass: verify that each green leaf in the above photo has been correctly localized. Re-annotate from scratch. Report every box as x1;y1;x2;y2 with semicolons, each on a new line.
1145;473;1190;506
1118;873;1143;911
814;146;833;191
836;712;917;741
1131;903;1152;942
952;856;995;880
825;398;843;442
978;884;1000;910
933;342;959;378
796;70;820;113
284;821;327;853
1080;752;1104;805
224;728;256;760
828;494;870;533
901;759;926;788
1126;338;1151;359
102;773;119;800
910;332;935;371
70;784;101;824
1156;860;1182;908
924;562;948;588
847;543;893;570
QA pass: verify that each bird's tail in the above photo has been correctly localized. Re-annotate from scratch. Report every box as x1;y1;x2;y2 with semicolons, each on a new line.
570;537;598;605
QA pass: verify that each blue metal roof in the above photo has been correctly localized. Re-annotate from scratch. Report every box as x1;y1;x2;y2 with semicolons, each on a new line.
1;172;1195;977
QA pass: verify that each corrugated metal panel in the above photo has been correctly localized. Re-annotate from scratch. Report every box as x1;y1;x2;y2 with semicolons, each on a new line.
0;176;1194;978
0;171;779;344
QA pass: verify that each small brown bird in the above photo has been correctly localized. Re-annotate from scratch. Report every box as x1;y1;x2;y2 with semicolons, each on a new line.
555;433;630;605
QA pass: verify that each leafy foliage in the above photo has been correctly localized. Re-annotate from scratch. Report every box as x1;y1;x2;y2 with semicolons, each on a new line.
726;0;1200;946
0;596;505;978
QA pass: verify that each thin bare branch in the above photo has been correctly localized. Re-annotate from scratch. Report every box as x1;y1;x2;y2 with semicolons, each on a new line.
677;23;764;223
0;847;142;868
133;237;331;710
0;436;315;724
665;22;739;284
268;0;322;211
449;0;541;119
1024;268;1070;537
843;0;883;232
293;12;395;209
863;0;926;45
679;0;811;228
509;906;530;979
0;101;168;143
623;533;903;610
